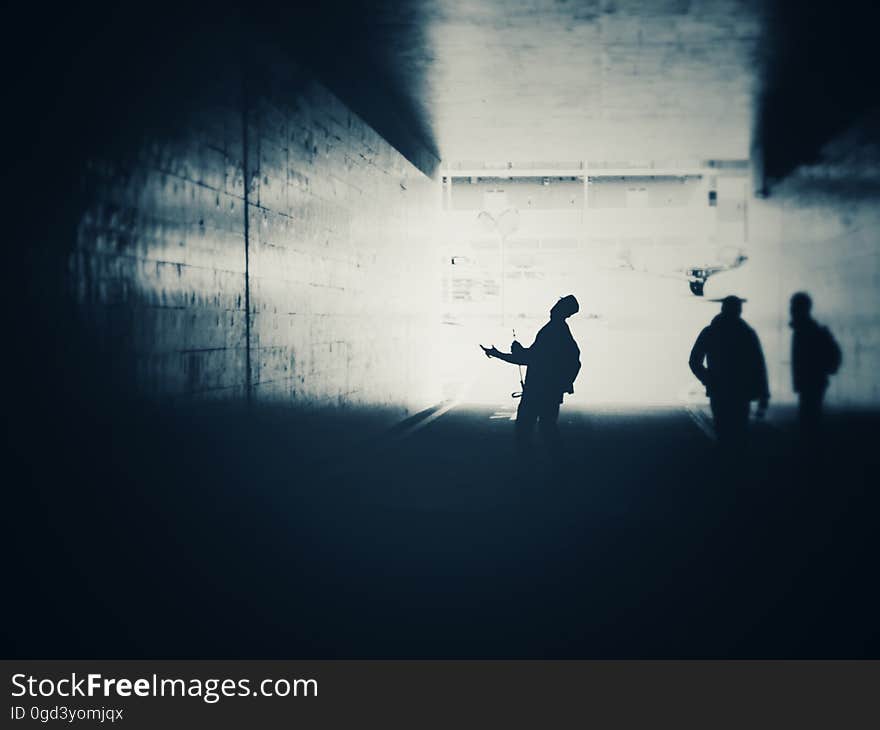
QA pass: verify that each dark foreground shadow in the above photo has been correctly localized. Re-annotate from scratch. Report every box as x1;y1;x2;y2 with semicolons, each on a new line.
6;399;880;659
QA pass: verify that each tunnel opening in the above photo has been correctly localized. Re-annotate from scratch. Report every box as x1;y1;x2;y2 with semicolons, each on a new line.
437;166;756;407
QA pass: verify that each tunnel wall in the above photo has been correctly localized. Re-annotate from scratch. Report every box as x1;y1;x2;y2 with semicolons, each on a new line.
69;43;441;419
746;193;880;406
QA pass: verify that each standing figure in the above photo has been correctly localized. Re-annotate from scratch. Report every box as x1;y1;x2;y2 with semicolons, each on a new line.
481;295;581;456
689;295;770;452
790;292;841;438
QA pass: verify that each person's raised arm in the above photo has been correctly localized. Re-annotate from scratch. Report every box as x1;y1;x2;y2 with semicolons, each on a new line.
480;341;529;365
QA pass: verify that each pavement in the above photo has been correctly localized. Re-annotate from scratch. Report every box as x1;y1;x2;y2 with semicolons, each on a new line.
8;397;880;658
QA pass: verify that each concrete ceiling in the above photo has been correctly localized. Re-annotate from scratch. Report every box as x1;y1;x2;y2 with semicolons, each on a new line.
374;0;762;165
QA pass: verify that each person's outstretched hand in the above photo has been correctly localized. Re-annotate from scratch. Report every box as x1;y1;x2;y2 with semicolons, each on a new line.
480;344;499;359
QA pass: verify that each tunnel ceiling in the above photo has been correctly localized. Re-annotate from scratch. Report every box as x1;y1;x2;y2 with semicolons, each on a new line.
378;0;762;165
260;0;880;184
21;1;878;190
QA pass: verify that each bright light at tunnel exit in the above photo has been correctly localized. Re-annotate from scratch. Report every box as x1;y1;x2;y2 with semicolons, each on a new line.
433;168;802;407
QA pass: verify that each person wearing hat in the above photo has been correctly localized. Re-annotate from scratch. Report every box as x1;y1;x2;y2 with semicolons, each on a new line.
689;295;770;451
481;295;581;456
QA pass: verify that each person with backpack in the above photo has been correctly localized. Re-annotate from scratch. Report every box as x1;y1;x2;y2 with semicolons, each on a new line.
481;295;581;457
790;292;841;436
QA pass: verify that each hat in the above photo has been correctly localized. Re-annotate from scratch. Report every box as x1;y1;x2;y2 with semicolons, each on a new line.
710;294;746;315
709;295;748;304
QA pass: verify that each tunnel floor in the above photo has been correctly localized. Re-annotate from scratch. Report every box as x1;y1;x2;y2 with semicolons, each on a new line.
9;400;880;658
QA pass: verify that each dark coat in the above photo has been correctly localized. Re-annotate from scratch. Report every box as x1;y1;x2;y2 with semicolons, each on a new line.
514;319;581;404
792;318;841;394
689;314;769;403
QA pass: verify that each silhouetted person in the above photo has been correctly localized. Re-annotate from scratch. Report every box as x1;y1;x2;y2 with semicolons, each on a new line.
790;292;841;439
481;295;581;456
689;295;769;453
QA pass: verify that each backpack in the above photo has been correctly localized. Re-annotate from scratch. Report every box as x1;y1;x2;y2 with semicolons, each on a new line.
565;357;582;394
821;326;842;375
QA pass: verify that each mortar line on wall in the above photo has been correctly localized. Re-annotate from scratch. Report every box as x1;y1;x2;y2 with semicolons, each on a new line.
242;64;253;403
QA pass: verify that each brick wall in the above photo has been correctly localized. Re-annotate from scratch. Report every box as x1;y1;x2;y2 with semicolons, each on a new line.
70;43;441;420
